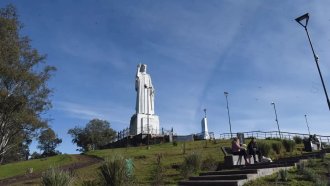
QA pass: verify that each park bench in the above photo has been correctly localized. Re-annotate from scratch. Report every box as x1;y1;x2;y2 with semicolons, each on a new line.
221;146;254;166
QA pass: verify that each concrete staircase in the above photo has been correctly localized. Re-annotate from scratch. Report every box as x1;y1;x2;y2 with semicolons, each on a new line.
179;165;291;186
179;152;324;186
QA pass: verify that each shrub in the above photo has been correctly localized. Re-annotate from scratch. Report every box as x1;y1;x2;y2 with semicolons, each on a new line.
99;155;135;186
201;155;218;171
296;161;306;174
300;166;326;186
307;158;317;167
41;167;74;186
180;152;201;179
265;137;281;141
134;155;146;160
282;139;296;152
271;141;283;154
315;179;328;186
278;169;288;181
293;136;303;144
303;168;317;182
150;153;166;186
81;180;99;186
258;141;272;157
172;141;178;146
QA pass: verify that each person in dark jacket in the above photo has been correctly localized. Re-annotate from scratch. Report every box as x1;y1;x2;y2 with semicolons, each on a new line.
247;138;262;163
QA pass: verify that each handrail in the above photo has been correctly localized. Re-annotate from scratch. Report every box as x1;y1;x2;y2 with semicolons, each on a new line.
219;130;330;144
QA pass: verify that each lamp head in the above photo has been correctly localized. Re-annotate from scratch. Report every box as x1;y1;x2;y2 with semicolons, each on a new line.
271;102;275;105
224;91;228;95
295;13;309;28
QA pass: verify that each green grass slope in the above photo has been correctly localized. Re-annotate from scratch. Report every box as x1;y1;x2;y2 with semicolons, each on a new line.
0;154;79;180
83;140;229;185
0;139;307;185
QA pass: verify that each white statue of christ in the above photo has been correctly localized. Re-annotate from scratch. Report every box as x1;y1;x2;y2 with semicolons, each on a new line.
130;64;160;135
135;64;155;115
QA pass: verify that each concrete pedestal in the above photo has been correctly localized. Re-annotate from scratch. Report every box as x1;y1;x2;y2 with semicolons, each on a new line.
130;113;160;135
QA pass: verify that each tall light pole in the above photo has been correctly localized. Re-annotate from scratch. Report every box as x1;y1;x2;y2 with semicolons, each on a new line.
271;102;281;139
224;92;232;138
304;114;311;136
295;13;330;110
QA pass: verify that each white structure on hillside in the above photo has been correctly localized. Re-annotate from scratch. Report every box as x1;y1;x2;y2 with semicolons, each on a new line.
130;64;160;135
201;109;210;139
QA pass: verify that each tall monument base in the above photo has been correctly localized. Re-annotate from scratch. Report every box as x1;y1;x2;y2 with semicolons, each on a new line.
201;117;210;140
130;113;160;135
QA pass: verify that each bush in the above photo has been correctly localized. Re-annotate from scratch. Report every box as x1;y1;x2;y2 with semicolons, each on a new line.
307;158;317;167
201;155;218;171
300;166;327;186
315;179;328;186
282;139;296;152
293;136;303;144
41;167;74;186
296;161;306;174
99;155;135;186
258;142;272;157
180;152;201;179
278;169;288;181
271;142;283;154
303;168;318;182
81;180;99;186
265;137;281;141
172;141;178;146
150;153;166;186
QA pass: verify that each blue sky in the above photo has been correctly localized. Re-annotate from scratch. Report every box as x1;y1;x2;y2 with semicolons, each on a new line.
1;0;330;154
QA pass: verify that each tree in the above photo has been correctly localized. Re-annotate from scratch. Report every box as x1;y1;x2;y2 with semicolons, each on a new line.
68;119;116;152
0;5;55;163
30;151;42;159
38;128;62;157
2;135;31;163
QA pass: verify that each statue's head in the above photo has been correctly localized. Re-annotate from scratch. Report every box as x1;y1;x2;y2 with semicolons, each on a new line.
140;64;147;73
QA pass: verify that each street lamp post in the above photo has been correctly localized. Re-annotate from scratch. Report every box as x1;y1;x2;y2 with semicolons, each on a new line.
304;114;311;136
295;13;330;110
271;102;281;139
224;92;233;138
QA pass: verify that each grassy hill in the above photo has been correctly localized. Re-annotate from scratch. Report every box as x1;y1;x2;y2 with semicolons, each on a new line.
0;154;78;180
0;138;307;185
83;139;229;185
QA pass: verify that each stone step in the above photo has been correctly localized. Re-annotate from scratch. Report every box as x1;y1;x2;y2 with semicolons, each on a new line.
178;179;245;186
241;162;295;170
189;174;250;180
200;169;258;176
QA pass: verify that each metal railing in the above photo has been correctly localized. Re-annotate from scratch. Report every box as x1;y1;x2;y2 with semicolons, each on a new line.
219;130;330;144
194;132;215;140
116;127;174;141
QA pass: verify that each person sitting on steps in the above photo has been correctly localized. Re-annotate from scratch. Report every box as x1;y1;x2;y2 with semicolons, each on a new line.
231;137;250;165
247;137;262;163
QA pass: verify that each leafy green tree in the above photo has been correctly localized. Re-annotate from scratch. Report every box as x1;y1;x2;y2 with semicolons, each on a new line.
38;128;62;157
0;5;55;163
2;136;31;163
30;151;42;159
68;119;116;152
